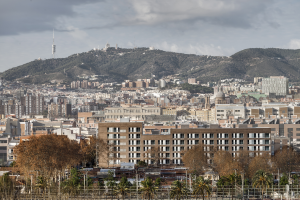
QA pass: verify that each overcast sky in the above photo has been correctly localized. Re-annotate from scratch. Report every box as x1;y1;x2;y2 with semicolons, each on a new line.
0;0;300;72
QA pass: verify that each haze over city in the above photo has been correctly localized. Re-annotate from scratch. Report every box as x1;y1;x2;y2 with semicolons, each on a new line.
1;0;300;72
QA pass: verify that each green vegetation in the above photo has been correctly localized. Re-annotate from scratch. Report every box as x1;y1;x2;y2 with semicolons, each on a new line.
2;47;300;84
192;176;211;200
180;83;213;93
279;173;289;185
170;180;189;200
139;177;158;200
252;170;273;200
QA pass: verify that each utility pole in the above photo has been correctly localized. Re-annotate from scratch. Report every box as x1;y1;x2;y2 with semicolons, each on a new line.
96;127;98;167
136;172;138;200
278;168;280;192
186;169;187;187
242;173;244;200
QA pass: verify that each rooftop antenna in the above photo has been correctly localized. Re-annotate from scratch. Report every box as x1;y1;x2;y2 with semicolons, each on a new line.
52;29;56;58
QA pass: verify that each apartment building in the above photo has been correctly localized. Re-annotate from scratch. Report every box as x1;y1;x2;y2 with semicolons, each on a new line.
215;104;246;120
48;103;72;117
262;76;289;96
21;94;44;115
0;135;8;166
104;106;161;121
162;107;178;116
98;122;272;168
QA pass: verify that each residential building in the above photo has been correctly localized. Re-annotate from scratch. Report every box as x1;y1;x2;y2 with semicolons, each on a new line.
104;106;161;121
98;122;272;167
262;76;289;96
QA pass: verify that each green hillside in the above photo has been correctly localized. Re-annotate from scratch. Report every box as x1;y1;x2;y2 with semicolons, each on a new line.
1;47;300;84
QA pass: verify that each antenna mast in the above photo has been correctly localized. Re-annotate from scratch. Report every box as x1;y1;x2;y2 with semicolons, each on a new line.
52;29;56;58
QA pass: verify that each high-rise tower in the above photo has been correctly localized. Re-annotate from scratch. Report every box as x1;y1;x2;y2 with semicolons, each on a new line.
52;29;56;58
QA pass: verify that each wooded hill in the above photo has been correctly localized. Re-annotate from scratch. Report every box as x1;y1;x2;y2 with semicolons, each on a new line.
1;47;300;84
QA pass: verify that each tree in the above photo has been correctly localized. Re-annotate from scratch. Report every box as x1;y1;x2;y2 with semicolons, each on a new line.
182;145;208;175
0;173;14;199
137;160;148;167
155;178;162;187
213;150;237;177
235;150;251;177
96;138;117;167
279;173;289;186
273;146;300;175
61;168;82;195
105;170;116;200
252;170;273;200
140;177;158;200
170;180;190;200
115;177;130;200
292;174;299;185
192;176;211;200
14;135;81;188
248;153;271;178
144;147;162;166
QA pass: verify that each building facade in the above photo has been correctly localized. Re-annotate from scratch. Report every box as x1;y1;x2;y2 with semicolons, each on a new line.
104;107;161;121
262;76;289;96
98;122;272;167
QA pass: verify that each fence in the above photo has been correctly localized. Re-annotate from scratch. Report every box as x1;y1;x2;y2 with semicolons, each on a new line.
1;185;300;200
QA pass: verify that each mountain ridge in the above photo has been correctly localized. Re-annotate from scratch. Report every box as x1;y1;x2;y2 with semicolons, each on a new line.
1;47;300;84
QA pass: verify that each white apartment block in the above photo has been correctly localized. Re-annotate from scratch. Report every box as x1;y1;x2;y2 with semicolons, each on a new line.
262;76;289;96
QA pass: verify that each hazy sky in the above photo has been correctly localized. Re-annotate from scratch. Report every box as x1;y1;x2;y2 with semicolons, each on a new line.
1;0;300;72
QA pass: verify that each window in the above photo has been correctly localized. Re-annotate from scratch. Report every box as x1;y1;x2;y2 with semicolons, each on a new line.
225;146;229;151
296;133;300;136
151;140;155;145
0;147;7;150
195;140;199;144
0;140;7;143
180;134;184;138
137;153;140;158
265;140;269;144
180;147;184;151
265;146;270;151
136;134;140;138
288;128;293;133
271;128;276;131
235;110;240;112
225;134;228;138
136;140;140;145
166;153;170;158
240;140;243;144
296;128;300;131
166;140;170;145
136;147;140;151
195;134;199;138
166;147;170;151
225;140;229;144
265;133;270;138
180;140;185;145
210;140;214;145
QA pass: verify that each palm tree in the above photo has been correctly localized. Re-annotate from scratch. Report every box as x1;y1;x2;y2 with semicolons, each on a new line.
114;177;130;200
139;177;158;200
192;176;211;200
170;180;190;200
252;170;273;200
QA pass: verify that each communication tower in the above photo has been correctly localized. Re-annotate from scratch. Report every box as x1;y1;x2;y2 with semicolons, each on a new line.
52;29;56;58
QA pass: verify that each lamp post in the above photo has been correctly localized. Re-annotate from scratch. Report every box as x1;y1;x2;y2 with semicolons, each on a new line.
242;172;244;200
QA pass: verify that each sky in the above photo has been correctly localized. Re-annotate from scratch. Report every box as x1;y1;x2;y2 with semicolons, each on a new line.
0;0;300;72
